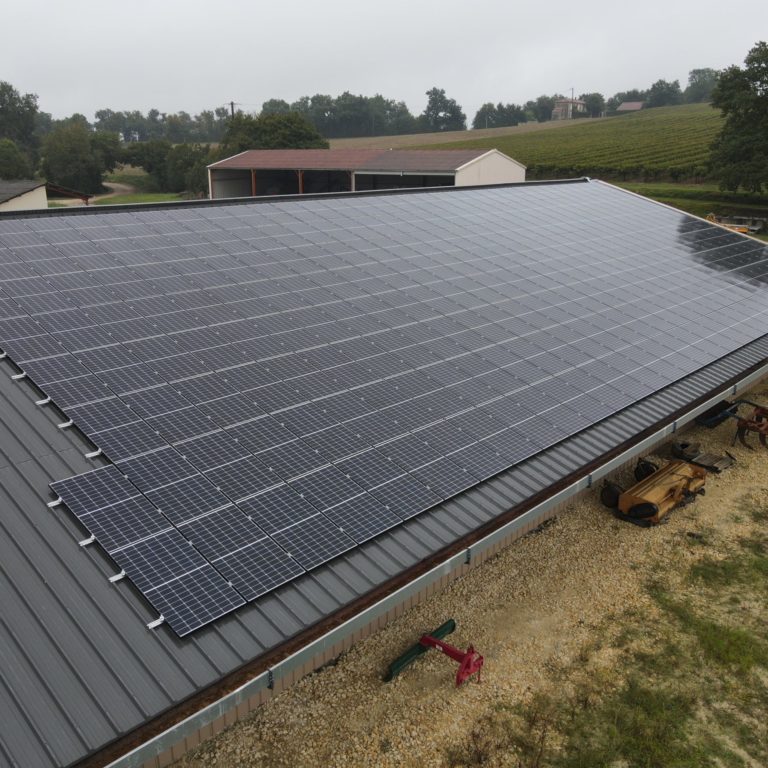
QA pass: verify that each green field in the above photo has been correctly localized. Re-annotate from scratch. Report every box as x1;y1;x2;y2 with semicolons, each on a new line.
423;103;723;181
94;192;185;206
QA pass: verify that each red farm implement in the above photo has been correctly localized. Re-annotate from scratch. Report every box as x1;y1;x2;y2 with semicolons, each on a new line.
384;620;484;687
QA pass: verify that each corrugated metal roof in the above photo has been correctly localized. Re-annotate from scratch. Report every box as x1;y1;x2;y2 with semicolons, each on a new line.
208;149;490;172
0;182;767;767
0;180;44;204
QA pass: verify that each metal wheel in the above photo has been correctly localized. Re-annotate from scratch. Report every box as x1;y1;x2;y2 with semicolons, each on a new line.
600;482;622;509
634;459;658;482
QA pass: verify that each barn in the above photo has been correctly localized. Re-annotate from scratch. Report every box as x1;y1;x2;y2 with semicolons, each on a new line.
207;148;525;199
0;179;766;767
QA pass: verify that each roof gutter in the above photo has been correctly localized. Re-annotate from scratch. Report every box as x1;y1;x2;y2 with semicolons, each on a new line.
101;356;768;768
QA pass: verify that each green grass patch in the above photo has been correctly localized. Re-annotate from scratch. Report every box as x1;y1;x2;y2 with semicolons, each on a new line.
653;588;768;675
105;167;159;193
613;181;768;225
94;193;185;206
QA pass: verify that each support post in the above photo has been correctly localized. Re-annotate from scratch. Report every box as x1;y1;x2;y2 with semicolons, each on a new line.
251;169;256;197
298;170;304;195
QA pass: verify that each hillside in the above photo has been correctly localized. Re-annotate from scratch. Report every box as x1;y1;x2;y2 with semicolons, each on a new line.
329;116;606;150
413;103;722;181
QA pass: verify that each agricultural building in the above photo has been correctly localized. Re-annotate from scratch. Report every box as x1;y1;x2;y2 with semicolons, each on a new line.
0;180;767;767
616;101;645;112
207;148;525;198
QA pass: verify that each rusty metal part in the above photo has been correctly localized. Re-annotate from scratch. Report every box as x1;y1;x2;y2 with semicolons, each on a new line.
734;406;768;449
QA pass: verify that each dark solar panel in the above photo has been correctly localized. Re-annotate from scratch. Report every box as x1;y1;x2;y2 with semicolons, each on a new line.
0;180;763;635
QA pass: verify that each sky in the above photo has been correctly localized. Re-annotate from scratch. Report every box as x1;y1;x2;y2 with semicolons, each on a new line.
3;0;767;123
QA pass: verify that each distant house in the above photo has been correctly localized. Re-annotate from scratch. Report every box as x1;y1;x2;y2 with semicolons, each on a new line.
0;179;91;212
551;99;587;120
207;148;526;199
616;101;645;113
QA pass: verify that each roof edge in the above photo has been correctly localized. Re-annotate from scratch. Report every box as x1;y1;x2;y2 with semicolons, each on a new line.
455;148;527;172
0;178;590;221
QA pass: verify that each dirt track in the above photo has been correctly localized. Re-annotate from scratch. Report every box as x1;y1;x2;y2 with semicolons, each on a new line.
53;181;136;207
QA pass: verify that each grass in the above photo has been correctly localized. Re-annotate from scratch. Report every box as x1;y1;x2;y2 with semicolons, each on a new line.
616;181;768;221
94;192;186;206
446;518;768;768
105;166;160;193
416;103;722;181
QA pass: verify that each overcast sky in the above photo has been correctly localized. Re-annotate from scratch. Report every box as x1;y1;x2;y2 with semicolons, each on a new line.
3;1;766;122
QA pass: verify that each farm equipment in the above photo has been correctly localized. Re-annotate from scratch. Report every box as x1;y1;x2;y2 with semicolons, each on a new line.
694;399;768;449
706;213;766;234
600;458;707;527
384;619;484;687
670;440;736;473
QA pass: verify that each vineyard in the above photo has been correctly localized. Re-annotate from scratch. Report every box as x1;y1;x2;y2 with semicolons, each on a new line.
424;103;723;181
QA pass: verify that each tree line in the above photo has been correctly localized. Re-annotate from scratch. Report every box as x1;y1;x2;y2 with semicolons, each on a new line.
0;53;762;197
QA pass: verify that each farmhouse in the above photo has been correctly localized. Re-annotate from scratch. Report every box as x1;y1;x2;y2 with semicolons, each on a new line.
0;180;767;768
207;148;525;198
551;98;587;120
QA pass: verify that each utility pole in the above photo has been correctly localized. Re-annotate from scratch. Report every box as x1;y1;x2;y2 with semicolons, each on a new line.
230;101;236;119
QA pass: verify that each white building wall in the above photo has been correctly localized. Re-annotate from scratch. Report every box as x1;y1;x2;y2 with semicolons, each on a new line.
0;187;48;212
454;151;525;186
209;170;251;199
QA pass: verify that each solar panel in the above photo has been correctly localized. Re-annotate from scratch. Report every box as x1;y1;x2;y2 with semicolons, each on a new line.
0;180;763;635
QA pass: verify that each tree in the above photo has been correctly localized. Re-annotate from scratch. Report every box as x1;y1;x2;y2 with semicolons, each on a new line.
710;41;768;193
532;95;557;122
496;103;526;126
221;112;328;155
261;99;291;115
0;81;39;155
646;79;683;108
420;88;466;132
579;92;605;118
684;68;718;103
333;91;370;137
472;102;526;129
473;103;498;129
0;138;32;178
41;122;117;193
165;143;213;194
123;139;173;189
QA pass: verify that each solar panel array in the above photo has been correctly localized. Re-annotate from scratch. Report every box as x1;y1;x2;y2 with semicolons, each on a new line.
2;181;767;635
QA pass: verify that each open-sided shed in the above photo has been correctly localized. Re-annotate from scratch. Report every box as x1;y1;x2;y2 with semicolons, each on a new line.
207;148;525;198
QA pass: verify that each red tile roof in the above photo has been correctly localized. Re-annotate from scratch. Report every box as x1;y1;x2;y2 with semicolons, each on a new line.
209;148;492;173
616;101;644;111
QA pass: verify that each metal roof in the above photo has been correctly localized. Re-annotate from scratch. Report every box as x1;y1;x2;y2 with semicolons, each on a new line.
616;101;645;111
0;181;766;767
208;148;494;172
0;180;45;205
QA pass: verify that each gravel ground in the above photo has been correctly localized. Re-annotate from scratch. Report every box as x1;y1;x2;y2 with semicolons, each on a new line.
177;385;768;768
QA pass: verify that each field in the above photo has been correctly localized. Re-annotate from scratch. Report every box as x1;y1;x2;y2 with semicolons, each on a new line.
421;103;723;181
93;192;185;206
329;117;603;150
